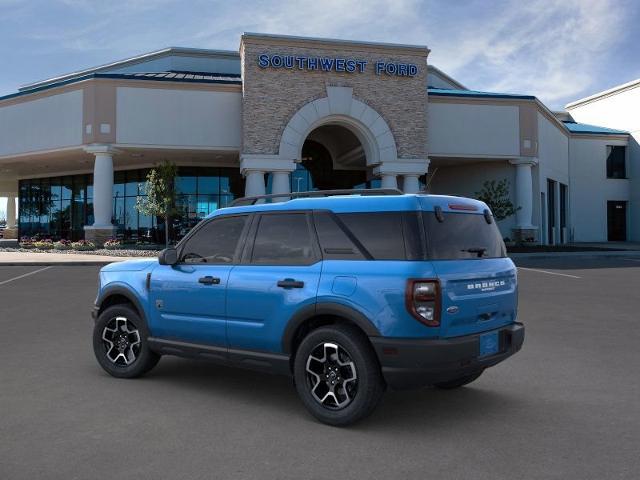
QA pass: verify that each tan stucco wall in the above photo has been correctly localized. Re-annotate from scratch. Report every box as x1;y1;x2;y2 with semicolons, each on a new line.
240;35;429;160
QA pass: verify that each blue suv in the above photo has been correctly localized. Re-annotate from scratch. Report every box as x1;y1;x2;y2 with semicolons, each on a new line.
92;190;524;426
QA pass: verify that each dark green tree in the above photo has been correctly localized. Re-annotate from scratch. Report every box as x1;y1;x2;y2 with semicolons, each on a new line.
474;179;519;222
135;161;178;247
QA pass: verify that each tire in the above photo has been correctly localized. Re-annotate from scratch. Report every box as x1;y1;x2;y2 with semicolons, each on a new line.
93;304;160;379
293;324;385;426
434;370;483;390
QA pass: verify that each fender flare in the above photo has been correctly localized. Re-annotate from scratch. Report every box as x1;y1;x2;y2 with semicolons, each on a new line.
96;285;147;325
281;302;381;354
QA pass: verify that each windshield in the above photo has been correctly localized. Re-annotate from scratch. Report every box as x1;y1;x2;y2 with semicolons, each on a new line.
422;212;506;260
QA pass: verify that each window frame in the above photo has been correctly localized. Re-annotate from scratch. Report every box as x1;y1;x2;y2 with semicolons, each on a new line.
606;145;627;179
175;213;252;266
241;210;322;266
334;211;423;261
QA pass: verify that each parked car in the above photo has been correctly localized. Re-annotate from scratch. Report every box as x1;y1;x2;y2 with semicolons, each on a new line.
91;190;524;426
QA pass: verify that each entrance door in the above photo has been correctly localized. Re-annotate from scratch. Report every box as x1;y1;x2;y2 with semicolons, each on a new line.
607;201;627;241
547;179;556;245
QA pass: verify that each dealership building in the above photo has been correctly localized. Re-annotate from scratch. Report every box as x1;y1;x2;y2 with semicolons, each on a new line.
0;33;636;245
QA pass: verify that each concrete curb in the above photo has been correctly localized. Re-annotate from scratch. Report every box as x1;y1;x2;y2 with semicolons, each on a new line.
509;250;640;259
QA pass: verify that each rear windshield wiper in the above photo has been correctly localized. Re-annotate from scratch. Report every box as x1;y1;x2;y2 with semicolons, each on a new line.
461;247;487;258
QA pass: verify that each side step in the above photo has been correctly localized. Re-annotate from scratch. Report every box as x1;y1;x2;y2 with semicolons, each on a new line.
147;337;291;376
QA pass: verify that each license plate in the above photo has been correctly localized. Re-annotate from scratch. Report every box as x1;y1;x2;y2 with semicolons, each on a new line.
479;331;499;358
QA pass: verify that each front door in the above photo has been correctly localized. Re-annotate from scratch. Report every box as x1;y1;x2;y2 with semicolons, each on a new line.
226;212;322;353
607;201;627;241
148;214;250;346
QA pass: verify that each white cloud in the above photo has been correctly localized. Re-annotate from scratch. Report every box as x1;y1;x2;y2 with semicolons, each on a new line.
423;0;630;107
4;0;634;109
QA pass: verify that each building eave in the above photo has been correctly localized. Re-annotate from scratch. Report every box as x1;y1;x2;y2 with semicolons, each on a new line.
19;47;240;93
1;72;242;105
565;78;640;109
427;65;467;90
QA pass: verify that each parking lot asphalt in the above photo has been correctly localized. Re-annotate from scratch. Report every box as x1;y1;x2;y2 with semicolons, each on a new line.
1;258;639;480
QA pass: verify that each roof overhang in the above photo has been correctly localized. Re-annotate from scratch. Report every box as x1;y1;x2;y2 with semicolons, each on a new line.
19;47;240;93
565;78;640;109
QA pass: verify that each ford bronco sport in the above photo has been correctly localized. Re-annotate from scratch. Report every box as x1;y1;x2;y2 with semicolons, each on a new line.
92;190;524;426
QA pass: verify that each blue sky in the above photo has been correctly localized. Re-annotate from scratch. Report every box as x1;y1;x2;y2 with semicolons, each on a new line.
1;0;639;216
1;0;639;107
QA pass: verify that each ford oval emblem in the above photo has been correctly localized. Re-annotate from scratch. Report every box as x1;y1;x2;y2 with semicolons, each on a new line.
446;306;459;314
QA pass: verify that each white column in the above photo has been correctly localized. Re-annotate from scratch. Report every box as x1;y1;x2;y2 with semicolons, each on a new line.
91;151;115;227
380;174;398;190
271;171;291;202
510;158;537;229
6;195;16;229
402;174;421;194
244;170;266;197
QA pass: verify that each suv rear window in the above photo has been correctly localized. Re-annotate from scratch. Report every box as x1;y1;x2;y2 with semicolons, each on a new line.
336;212;422;260
423;212;506;260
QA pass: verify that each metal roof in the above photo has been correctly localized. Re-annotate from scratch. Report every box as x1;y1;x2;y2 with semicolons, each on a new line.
562;121;628;135
0;71;241;103
19;47;240;92
107;71;241;82
428;87;535;100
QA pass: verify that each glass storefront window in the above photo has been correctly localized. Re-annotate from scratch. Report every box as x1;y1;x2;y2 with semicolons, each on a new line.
18;166;244;242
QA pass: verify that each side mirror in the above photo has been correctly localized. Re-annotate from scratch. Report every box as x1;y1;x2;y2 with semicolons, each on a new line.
158;247;178;266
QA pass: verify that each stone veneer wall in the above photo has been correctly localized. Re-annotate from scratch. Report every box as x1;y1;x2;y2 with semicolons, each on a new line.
240;36;429;160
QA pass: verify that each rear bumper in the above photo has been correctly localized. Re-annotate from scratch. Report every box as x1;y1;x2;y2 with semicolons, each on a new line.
370;323;524;390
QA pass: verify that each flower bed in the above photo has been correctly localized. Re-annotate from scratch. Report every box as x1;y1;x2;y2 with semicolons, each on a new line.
70;240;96;251
54;239;72;250
103;238;122;250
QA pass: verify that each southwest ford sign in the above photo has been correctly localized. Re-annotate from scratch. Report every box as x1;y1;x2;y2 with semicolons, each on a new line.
257;54;418;77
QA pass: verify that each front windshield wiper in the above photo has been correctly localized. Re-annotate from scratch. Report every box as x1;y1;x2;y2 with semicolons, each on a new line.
461;247;487;258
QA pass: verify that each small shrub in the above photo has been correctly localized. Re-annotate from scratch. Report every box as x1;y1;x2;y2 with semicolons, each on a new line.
54;239;72;250
103;238;122;250
71;240;96;251
33;239;54;250
20;236;35;249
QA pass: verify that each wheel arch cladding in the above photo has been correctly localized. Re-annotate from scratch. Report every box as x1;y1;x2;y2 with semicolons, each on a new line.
97;286;146;323
282;302;381;355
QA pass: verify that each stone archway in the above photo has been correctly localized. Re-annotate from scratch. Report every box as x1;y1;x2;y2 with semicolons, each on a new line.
278;86;398;167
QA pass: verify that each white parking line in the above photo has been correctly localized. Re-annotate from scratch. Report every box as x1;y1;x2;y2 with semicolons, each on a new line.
0;266;52;286
623;258;640;262
517;267;581;279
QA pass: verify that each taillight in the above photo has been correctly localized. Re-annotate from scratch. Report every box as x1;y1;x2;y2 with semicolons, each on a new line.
406;279;441;327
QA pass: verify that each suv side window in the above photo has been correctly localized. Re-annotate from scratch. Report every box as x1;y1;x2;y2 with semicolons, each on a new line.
313;212;366;260
337;212;408;260
251;213;316;265
180;215;248;264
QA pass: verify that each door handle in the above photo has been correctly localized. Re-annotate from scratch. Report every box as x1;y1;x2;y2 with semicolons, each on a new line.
277;279;305;289
198;276;221;285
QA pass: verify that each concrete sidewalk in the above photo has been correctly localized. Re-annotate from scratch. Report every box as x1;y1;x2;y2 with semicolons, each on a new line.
0;251;149;265
509;250;640;259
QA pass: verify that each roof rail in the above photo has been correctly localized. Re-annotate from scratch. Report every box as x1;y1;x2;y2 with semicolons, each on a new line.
230;188;403;207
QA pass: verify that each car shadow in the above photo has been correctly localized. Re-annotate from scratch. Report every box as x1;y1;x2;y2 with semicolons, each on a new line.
141;357;524;429
514;257;640;270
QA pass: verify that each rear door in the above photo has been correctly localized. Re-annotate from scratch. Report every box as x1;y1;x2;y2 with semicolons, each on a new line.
226;212;322;353
422;210;517;338
148;214;250;346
